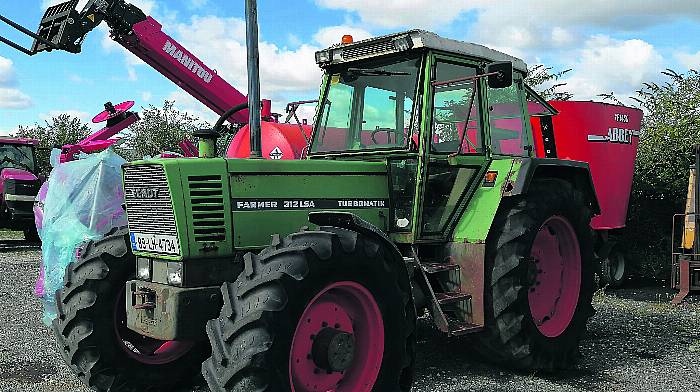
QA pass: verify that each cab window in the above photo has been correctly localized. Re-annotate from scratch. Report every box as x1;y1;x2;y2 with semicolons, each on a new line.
431;62;483;154
312;55;421;153
487;73;529;156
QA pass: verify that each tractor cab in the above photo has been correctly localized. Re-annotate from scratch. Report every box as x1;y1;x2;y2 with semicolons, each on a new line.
309;30;557;240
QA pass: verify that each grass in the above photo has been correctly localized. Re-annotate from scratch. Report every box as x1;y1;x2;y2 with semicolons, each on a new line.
0;229;24;240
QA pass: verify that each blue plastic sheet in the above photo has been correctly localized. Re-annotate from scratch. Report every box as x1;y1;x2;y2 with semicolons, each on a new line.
38;149;127;325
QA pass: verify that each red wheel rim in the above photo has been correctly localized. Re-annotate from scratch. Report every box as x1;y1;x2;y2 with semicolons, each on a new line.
289;281;384;392
528;216;581;338
113;286;194;365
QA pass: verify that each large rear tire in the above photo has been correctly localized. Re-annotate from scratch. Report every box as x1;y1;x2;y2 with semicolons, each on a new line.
52;227;208;391
202;227;416;391
475;179;595;370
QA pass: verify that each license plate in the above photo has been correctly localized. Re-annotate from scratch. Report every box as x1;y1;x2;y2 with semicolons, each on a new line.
130;233;180;255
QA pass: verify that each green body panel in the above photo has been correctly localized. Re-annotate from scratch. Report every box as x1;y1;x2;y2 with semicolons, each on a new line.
227;159;389;249
452;158;522;243
125;158;389;259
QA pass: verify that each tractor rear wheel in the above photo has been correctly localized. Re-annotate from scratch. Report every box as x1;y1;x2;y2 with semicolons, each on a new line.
476;179;595;370
52;227;208;391
202;227;415;391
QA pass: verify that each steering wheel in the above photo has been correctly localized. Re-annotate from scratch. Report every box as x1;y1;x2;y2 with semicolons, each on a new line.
371;127;398;145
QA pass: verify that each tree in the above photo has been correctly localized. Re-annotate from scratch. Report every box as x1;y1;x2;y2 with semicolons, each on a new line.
118;100;209;161
622;69;700;278
15;114;91;175
525;64;573;101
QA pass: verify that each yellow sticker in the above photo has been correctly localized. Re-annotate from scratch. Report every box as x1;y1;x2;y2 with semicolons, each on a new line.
331;74;340;85
87;14;95;22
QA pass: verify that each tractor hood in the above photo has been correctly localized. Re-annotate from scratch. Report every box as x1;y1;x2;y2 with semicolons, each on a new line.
1;168;38;181
0;168;38;195
122;158;390;261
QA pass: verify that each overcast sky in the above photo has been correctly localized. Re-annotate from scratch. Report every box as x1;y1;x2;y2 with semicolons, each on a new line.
0;0;699;134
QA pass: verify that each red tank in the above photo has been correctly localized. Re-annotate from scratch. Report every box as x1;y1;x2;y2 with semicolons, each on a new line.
226;122;313;160
542;101;642;230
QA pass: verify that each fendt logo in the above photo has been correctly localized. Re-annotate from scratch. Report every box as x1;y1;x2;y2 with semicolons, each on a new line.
129;188;162;199
162;40;214;83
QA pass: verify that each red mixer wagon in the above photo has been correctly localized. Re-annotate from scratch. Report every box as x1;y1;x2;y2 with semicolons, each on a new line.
532;100;643;286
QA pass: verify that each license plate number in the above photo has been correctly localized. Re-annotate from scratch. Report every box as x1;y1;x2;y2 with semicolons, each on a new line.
130;233;180;255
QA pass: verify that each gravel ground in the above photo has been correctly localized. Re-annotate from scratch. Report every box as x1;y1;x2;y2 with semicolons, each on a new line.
0;234;698;391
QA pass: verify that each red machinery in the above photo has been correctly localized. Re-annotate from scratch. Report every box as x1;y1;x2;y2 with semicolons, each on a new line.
532;101;643;286
0;137;41;240
0;0;313;159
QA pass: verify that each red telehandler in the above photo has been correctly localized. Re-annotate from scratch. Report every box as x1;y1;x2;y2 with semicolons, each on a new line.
0;0;314;160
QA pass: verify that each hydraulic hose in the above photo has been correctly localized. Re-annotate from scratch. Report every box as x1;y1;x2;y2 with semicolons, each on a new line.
212;102;249;135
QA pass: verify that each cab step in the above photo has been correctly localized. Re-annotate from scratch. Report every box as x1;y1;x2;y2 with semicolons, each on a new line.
421;262;460;274
435;291;471;305
412;246;482;336
448;320;482;336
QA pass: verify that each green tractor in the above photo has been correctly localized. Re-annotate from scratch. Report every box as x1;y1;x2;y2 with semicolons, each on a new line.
52;29;598;391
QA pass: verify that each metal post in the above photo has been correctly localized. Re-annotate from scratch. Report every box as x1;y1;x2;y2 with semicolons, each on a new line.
245;0;263;159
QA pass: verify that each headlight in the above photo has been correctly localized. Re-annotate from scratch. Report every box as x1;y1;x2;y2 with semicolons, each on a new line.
136;257;151;281
315;50;331;64
393;36;412;52
167;262;183;286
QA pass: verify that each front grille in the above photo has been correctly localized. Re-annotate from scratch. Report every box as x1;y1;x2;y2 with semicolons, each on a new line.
7;179;39;196
342;39;397;60
123;164;177;237
188;175;226;242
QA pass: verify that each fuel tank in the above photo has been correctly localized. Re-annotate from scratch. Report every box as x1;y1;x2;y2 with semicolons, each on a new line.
226;122;313;160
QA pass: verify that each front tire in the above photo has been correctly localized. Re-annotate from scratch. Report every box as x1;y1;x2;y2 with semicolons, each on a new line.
52;227;207;391
475;179;595;370
202;227;416;391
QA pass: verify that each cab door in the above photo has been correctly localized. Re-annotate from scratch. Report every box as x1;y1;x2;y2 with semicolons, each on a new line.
416;54;490;240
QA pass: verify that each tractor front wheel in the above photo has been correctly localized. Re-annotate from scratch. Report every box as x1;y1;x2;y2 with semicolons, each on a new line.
476;179;595;370
52;227;208;391
202;227;415;391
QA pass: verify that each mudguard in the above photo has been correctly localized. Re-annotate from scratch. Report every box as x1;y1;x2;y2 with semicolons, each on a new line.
508;158;601;215
308;211;402;257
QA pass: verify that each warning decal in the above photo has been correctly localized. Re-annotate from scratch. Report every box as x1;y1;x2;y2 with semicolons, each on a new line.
269;146;284;160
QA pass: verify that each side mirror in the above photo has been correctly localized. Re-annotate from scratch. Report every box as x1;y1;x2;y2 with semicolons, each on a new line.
486;61;513;89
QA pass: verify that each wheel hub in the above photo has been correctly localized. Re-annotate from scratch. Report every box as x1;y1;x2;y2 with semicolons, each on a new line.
311;327;355;372
527;215;582;338
289;281;384;392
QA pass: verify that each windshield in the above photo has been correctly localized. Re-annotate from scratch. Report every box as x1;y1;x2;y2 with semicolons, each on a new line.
311;55;422;153
0;144;35;173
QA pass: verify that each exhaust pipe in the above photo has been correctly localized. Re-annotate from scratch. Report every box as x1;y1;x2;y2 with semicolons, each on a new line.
245;0;263;159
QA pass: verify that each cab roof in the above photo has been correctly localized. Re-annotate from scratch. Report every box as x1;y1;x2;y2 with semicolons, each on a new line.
317;30;528;73
0;137;38;145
